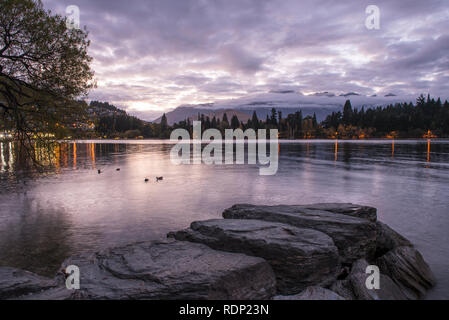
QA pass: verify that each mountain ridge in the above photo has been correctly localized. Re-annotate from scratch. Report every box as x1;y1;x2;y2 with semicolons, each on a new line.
152;91;423;125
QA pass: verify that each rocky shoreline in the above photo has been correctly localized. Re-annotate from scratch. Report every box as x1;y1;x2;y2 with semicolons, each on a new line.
0;203;436;300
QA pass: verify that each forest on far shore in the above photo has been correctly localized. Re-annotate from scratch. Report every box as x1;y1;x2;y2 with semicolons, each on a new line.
74;94;449;140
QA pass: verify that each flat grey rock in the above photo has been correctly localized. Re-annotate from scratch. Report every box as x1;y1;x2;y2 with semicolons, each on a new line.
274;286;345;300
168;219;340;294
13;239;277;300
223;204;377;263
302;203;377;222
376;246;436;300
330;280;356;300
0;267;57;299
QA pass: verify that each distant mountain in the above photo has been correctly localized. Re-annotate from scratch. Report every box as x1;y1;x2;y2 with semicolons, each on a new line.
189;109;251;123
153;106;208;125
312;92;336;97
153;91;418;125
339;92;360;97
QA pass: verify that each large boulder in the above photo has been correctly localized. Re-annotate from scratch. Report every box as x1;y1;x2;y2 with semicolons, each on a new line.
0;267;57;299
347;259;408;300
274;286;345;300
330;280;356;300
376;246;436;300
223;204;377;263
10;240;277;300
1;203;436;301
375;221;413;257
168;219;340;294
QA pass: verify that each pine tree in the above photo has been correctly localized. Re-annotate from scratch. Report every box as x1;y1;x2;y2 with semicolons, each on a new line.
222;113;229;124
417;94;425;105
161;113;168;131
221;113;229;130
342;100;353;125
251;111;259;130
230;114;240;129
270;108;277;125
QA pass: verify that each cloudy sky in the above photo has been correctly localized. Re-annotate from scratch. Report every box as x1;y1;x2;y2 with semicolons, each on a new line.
43;0;449;120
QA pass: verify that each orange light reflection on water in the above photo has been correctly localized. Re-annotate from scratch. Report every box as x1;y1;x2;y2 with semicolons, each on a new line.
73;143;77;168
392;139;395;158
334;139;338;162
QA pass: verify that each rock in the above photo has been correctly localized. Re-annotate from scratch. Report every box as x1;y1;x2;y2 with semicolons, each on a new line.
331;259;408;300
375;221;413;257
0;267;57;299
168;219;340;294
19;287;80;300
348;259;408;300
330;280;356;300
9;239;277;300
223;204;377;263
349;273;408;300
274;286;345;300
1;203;436;301
376;246;436;300
302;203;377;222
350;258;370;274
49;239;276;300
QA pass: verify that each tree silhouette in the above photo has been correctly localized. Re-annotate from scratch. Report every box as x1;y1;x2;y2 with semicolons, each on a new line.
342;100;353;125
0;0;94;162
251;111;259;130
270;108;277;126
222;112;229;124
161;113;168;131
230;114;240;129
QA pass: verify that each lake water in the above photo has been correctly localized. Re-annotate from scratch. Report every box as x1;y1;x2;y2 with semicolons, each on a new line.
1;139;448;299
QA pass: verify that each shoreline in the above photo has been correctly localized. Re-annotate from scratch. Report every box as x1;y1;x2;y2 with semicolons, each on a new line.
61;137;449;143
0;203;436;300
3;138;449;144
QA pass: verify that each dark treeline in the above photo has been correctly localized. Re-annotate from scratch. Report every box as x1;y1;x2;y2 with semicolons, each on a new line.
77;101;171;139
173;94;449;139
322;94;449;138
171;109;309;139
61;94;449;140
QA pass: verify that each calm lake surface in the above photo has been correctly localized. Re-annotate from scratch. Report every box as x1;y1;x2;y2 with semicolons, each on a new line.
1;139;448;299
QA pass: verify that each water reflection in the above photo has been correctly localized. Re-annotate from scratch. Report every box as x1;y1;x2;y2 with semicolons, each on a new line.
334;139;338;162
0;196;74;276
1;139;441;173
0;142;13;172
73;143;77;169
0;139;449;298
392;139;395;158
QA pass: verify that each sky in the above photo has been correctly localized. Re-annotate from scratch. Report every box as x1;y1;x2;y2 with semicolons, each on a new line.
42;0;449;120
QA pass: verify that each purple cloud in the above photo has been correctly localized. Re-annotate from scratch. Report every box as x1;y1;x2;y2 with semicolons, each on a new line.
42;0;449;119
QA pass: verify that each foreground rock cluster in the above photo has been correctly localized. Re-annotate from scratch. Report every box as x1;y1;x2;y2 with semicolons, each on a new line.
0;203;436;300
